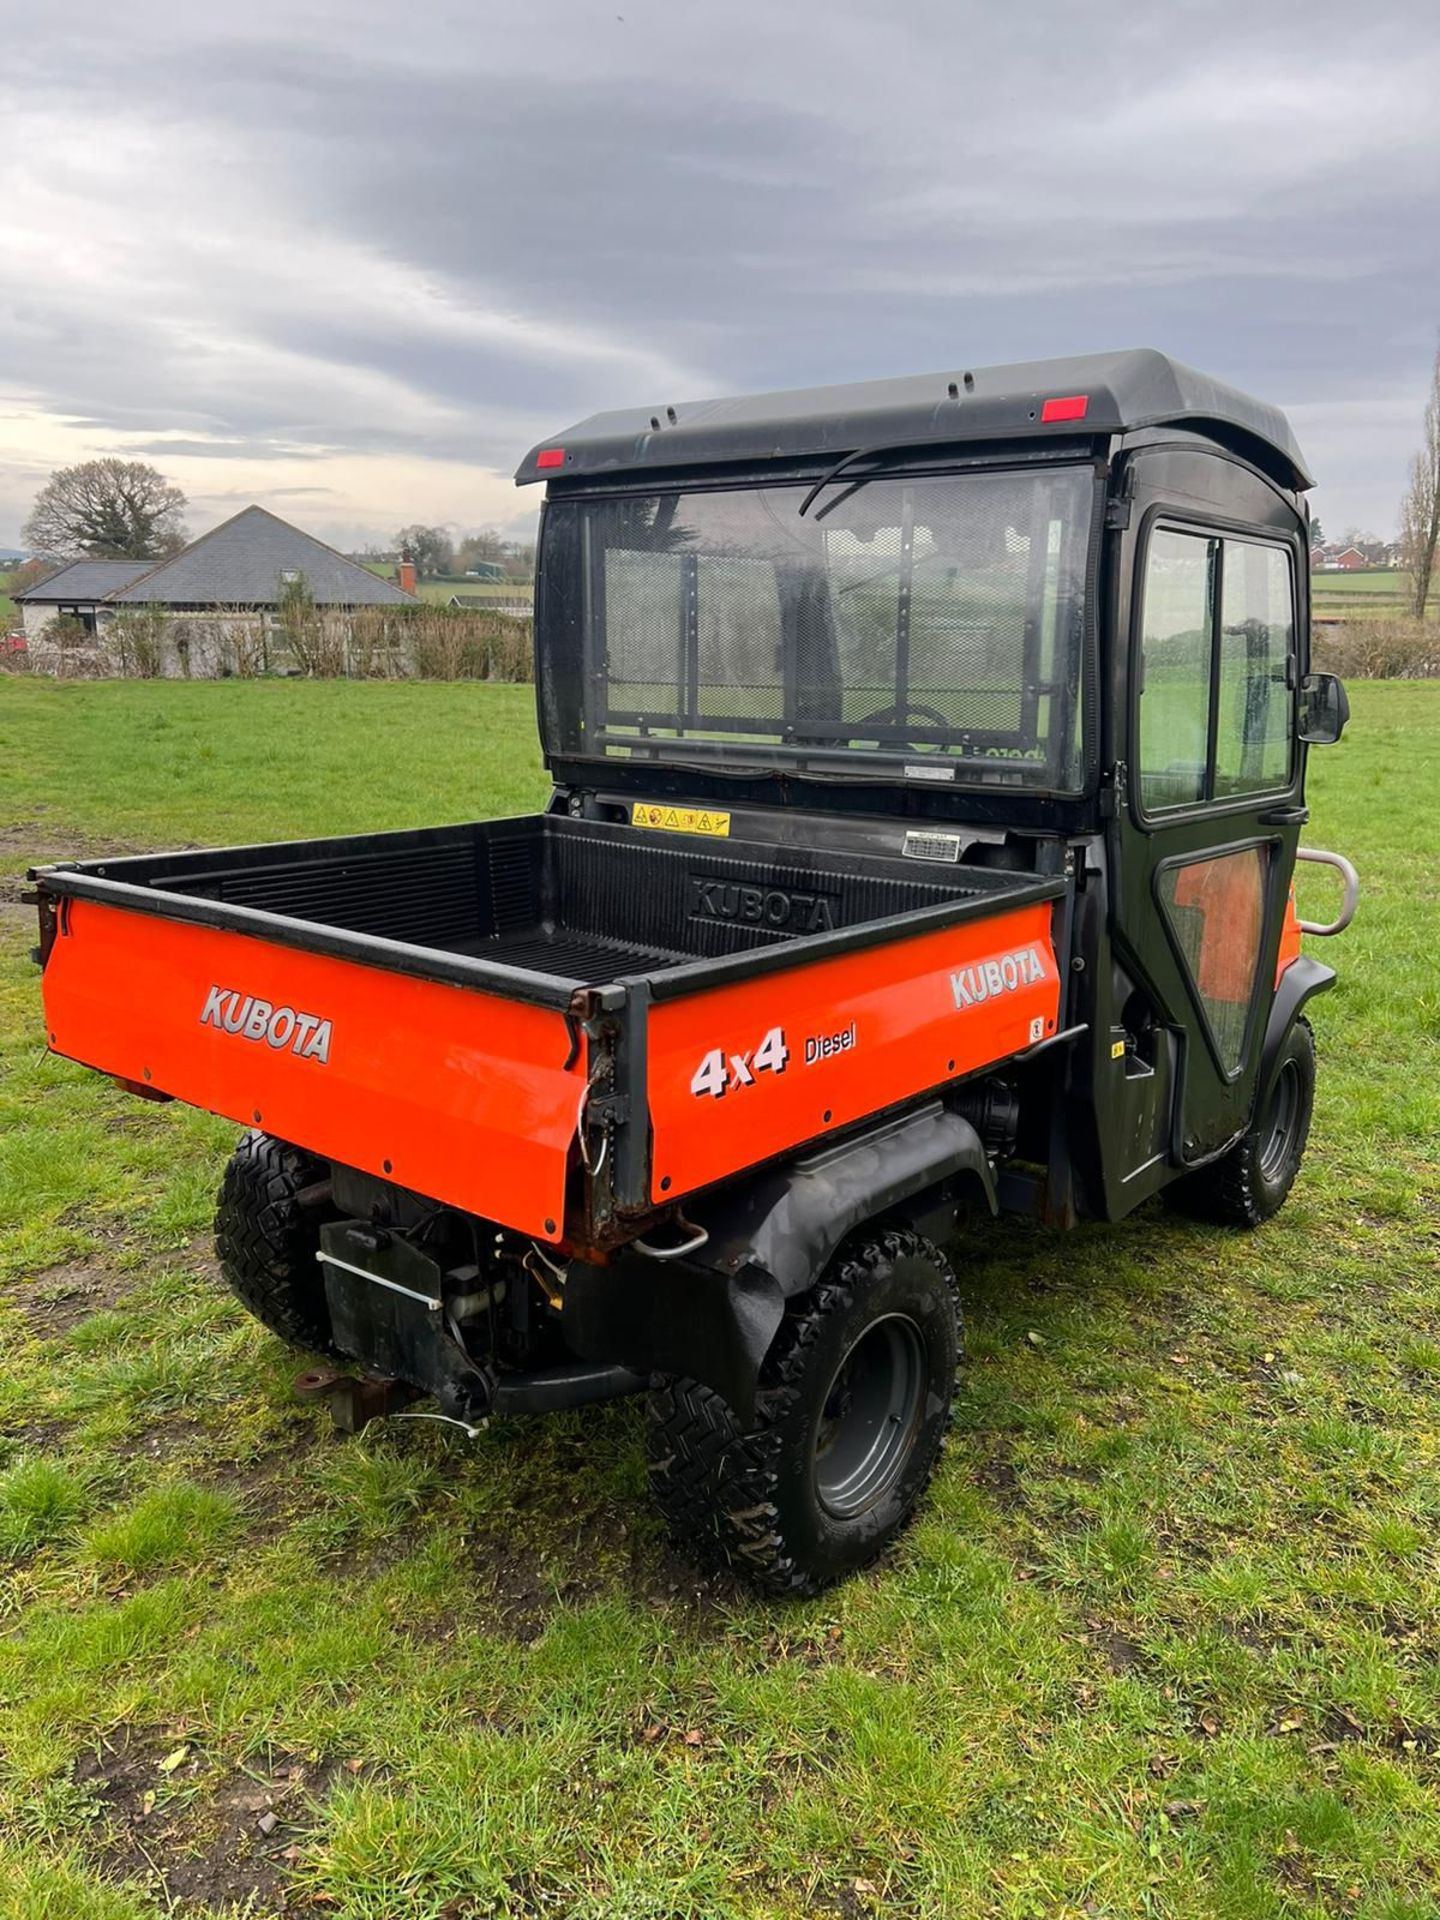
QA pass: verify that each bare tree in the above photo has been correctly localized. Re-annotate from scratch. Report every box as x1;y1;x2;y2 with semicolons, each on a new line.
1398;343;1440;620
23;459;188;561
393;524;454;577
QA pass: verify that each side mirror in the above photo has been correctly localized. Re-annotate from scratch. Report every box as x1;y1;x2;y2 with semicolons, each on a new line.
1299;672;1349;746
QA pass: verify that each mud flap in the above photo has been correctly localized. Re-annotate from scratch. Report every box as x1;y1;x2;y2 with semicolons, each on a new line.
564;1101;993;1422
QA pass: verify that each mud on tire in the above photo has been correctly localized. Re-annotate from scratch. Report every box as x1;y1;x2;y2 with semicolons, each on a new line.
214;1131;335;1353
645;1227;962;1596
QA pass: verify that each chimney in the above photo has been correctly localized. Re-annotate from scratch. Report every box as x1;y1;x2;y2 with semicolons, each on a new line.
397;557;417;595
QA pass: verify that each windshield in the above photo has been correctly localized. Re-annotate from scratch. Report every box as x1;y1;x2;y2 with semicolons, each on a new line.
537;465;1094;791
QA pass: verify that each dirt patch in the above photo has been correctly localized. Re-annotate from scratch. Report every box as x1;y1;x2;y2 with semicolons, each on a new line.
73;1726;310;1913
470;1532;612;1643
7;1256;137;1340
630;1534;748;1622
972;1453;1025;1510
1089;1623;1148;1675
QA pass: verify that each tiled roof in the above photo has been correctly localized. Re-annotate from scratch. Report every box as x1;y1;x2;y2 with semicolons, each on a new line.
15;559;154;602
107;506;416;608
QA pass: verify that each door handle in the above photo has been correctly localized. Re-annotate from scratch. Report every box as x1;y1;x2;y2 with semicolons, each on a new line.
1259;805;1308;826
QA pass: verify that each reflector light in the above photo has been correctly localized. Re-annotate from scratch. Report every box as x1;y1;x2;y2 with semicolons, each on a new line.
536;448;566;469
1040;395;1088;424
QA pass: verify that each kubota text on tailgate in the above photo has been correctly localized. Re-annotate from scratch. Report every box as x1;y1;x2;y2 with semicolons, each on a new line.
201;984;333;1062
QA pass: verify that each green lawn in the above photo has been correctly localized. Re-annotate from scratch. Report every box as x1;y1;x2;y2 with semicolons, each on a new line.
1;679;1437;1920
1310;572;1407;598
1310;571;1426;625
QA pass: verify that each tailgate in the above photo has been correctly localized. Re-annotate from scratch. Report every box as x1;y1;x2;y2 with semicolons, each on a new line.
39;897;584;1240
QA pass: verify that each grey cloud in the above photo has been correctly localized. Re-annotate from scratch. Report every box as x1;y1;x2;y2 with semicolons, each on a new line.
2;0;1438;540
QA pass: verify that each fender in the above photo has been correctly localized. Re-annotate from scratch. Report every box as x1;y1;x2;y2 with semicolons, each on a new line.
563;1101;994;1421
1259;954;1335;1102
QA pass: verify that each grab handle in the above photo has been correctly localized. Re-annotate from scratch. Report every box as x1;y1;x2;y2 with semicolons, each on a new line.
1294;848;1359;936
632;1221;710;1262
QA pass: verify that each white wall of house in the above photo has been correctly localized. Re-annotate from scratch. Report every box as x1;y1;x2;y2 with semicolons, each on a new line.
19;602;118;641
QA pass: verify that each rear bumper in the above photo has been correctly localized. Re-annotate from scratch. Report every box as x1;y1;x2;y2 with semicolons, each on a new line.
313;1220;642;1425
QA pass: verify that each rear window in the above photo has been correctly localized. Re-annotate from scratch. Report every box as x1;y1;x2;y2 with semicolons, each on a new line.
537;467;1094;791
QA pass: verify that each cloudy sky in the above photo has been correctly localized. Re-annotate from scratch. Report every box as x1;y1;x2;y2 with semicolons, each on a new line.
3;0;1437;552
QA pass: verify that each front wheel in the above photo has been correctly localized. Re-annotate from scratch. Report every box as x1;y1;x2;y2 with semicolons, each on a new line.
1165;1017;1316;1228
646;1228;962;1596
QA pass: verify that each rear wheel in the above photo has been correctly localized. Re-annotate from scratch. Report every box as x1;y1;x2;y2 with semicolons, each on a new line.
1165;1017;1316;1228
646;1228;961;1596
214;1131;335;1352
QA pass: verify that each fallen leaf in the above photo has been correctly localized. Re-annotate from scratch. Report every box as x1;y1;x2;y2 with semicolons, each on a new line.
1197;1709;1222;1737
159;1745;190;1774
344;1757;364;1773
140;1790;155;1817
682;1728;703;1747
641;1723;665;1743
1025;1330;1045;1348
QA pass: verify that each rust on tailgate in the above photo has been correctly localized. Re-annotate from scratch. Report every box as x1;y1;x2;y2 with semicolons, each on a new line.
41;899;584;1239
645;900;1061;1203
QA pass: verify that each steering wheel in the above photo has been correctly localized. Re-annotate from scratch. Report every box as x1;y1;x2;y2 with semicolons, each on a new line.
857;700;953;752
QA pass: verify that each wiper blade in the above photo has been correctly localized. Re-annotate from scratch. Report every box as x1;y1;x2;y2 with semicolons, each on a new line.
796;441;920;518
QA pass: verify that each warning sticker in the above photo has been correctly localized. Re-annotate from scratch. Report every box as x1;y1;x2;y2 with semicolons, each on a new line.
631;804;731;838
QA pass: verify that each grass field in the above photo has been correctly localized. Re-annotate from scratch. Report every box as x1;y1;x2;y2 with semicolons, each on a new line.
1;679;1437;1920
1310;572;1423;624
359;565;533;608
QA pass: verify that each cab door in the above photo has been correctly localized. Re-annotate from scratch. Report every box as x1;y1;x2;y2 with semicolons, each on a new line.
1112;496;1304;1166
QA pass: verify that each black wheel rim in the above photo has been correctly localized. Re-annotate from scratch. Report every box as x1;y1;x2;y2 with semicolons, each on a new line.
813;1315;926;1519
1258;1059;1300;1181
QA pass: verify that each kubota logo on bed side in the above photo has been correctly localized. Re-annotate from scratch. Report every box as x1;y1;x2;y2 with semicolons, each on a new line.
200;984;332;1062
950;944;1047;1009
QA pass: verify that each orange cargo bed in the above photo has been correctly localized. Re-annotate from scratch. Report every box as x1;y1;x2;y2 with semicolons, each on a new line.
32;816;1066;1244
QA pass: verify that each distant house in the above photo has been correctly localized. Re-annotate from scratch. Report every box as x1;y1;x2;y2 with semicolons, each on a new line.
1309;547;1326;571
463;561;506;582
16;506;416;671
14;559;155;641
1332;547;1368;570
104;506;416;611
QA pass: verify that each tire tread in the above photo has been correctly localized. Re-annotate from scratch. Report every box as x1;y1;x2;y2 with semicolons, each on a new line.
646;1228;959;1596
214;1131;334;1352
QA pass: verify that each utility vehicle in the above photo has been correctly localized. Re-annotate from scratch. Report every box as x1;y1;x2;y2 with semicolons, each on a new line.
31;349;1356;1594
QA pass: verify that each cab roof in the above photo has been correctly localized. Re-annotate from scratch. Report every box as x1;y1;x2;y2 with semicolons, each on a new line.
516;346;1312;493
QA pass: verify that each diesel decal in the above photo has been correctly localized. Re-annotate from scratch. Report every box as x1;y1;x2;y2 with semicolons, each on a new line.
804;1022;856;1065
689;877;837;933
950;944;1046;1010
200;984;333;1062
